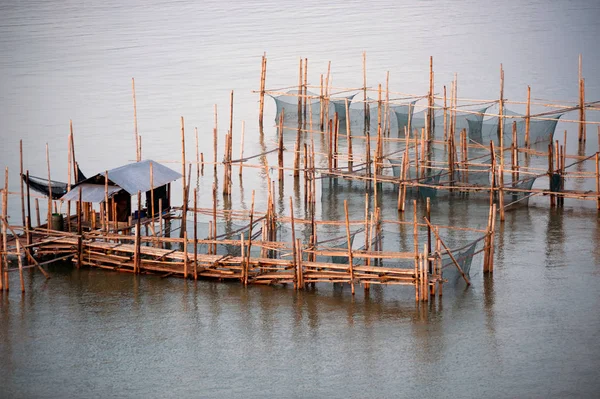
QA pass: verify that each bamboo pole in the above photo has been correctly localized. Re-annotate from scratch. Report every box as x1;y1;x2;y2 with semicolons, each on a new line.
245;191;255;286
278;110;285;182
259;55;267;126
16;239;24;292
579;55;586;142
1;168;7;290
413;200;418;302
596;153;599;210
363;52;367;130
298;58;303;123
26;170;31;230
134;191;142;274
182;230;188;279
498;166;505;222
132;78;140;162
191;190;197;279
344;200;355;295
180;116;187;238
289;196;298;289
35;198;40;227
19;140;26;228
345;98;353;172
104;171;109;231
499;65;505;167
525;86;531;148
213;105;218;173
77;186;82;268
46;143;52;233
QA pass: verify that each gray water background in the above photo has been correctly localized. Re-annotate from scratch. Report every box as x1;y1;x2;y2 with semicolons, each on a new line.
1;0;600;397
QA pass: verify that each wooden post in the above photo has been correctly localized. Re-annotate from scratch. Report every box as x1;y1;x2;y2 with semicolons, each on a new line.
578;55;586;142
213;105;218;173
303;58;308;121
1;168;7;290
363;52;367;130
19;140;26;228
259;54;267;127
278;110;285;182
195;127;200;179
77;187;82;268
525;86;531;148
498;166;505;222
489;204;497;272
596;153;599;210
35;198;40;227
132;78;140;161
413;200;419;301
245;191;255;286
498;65;505;167
298;58;303;123
46;143;52;233
16;239;24;292
193;188;197;280
239;121;245;176
180;116;187;238
183;231;188;279
548;143;555;207
134;191;142;274
344;200;355;295
289;197;298;289
104;171;109;231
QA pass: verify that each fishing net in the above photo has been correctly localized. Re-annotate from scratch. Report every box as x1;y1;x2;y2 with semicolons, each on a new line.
476;109;561;146
441;240;479;282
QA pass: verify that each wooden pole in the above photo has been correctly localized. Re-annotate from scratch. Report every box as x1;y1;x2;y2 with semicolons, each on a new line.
132;78;140;161
259;55;267;127
413;200;419;302
303;58;308;121
278;110;285;182
183;230;188;279
213;105;218;173
1;167;7;291
578;54;586;142
343;200;355;295
180;116;187;238
134;191;142;274
245;190;255;286
46;143;52;233
595;153;600;210
499;64;505;167
77;187;83;268
525;85;531;148
104;171;109;231
363;52;367;130
19;140;26;227
289;196;298;289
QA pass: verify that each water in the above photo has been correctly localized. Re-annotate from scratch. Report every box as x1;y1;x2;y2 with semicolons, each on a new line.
1;0;600;397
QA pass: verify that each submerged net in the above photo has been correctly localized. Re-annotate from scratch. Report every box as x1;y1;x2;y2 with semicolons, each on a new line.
476;109;561;146
270;90;355;124
504;176;537;206
441;240;479;282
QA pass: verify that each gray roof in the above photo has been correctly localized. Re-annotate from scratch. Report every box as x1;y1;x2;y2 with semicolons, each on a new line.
60;160;182;201
60;183;122;203
105;160;181;194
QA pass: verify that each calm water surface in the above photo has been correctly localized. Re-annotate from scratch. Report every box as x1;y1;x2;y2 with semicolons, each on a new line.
1;1;600;398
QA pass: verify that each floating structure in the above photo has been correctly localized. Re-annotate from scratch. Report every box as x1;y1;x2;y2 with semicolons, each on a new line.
1;54;599;304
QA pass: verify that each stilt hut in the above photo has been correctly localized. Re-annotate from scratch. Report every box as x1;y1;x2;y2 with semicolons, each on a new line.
60;160;181;225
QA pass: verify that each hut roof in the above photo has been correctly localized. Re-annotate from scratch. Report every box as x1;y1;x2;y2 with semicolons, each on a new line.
59;160;181;202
